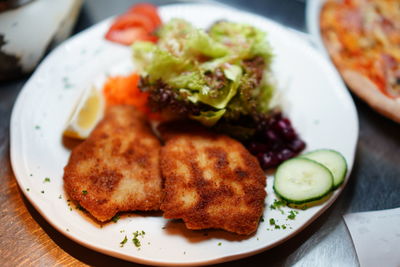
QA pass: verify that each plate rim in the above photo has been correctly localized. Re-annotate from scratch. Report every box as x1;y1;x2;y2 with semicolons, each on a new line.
306;0;328;57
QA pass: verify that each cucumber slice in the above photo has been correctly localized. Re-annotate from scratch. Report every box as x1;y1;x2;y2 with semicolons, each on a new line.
301;149;347;189
273;158;334;204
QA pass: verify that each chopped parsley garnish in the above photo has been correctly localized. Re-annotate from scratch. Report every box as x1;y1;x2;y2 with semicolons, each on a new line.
274;225;281;229
270;199;287;214
41;190;44;194
112;215;120;223
218;242;222;246
282;225;287;229
43;177;50;183
132;230;146;248
269;218;276;225
26;188;30;192
82;190;88;195
260;216;264;222
132;237;141;248
76;204;85;211
120;236;128;247
270;199;287;209
287;210;299;220
62;77;74;89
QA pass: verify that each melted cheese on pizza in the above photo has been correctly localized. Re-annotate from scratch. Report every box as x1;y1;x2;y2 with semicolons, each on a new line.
321;0;400;98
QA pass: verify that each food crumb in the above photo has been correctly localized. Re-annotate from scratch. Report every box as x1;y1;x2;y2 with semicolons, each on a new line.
269;218;276;225
132;230;145;248
270;199;287;214
112;215;120;223
287;210;299;220
120;236;128;247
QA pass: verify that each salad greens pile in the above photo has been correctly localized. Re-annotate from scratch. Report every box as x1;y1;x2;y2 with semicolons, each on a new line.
132;19;276;135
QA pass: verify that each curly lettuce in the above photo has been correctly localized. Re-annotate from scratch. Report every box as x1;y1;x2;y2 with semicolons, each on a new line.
132;19;275;127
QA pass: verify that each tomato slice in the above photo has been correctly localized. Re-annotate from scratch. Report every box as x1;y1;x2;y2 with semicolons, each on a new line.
105;3;161;45
128;3;161;27
105;27;156;45
110;13;156;32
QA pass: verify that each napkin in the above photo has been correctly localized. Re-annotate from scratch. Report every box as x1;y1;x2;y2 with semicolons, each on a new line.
343;208;400;267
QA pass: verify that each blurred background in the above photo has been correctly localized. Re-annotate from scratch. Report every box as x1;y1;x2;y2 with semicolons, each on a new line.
1;1;399;266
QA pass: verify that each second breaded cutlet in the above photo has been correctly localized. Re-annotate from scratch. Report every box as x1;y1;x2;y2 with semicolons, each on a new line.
159;122;266;235
63;105;162;222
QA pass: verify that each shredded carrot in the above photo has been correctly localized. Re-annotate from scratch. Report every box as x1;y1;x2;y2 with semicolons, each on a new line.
102;72;163;120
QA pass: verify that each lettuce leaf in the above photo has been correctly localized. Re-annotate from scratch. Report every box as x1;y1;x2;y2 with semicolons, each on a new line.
190;109;226;126
157;19;229;59
132;42;191;82
208;21;273;64
197;64;242;109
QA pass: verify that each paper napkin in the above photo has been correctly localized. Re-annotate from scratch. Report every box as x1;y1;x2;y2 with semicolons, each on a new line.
343;207;400;267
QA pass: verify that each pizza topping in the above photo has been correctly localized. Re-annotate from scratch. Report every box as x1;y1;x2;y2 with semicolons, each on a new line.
321;0;400;98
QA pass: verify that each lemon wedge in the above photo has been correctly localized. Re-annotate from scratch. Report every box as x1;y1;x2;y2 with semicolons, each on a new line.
63;86;105;139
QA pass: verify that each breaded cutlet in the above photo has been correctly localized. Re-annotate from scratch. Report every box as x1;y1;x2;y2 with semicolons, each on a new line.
63;105;162;222
159;121;266;235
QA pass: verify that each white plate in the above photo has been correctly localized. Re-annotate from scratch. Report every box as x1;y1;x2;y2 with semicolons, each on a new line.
10;3;358;266
306;0;330;57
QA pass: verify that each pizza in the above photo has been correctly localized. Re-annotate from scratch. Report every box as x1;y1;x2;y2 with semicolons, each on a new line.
320;0;400;122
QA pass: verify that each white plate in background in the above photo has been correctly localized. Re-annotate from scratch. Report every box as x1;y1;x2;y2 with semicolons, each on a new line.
306;0;329;56
10;3;358;266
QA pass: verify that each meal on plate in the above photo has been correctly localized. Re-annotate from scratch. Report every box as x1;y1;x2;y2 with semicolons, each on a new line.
159;121;266;235
64;105;162;222
320;0;400;122
62;3;347;235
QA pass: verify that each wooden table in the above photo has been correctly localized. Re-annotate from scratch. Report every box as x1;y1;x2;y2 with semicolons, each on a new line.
1;0;399;266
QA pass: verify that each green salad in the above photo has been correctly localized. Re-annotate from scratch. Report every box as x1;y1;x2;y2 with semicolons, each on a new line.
132;19;276;138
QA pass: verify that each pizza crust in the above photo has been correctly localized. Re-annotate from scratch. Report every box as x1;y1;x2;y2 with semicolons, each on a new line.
341;69;400;123
320;7;400;124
